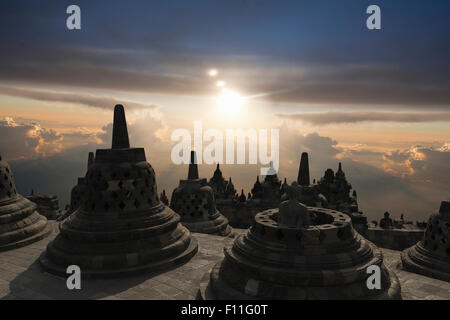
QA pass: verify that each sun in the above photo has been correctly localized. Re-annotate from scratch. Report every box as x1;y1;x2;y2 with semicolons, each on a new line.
216;89;243;116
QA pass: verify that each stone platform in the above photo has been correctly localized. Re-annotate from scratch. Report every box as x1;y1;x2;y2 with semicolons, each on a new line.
0;222;449;300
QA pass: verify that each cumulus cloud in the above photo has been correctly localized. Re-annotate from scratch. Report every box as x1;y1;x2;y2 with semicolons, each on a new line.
383;144;450;186
0;117;63;160
3;115;450;222
0;85;158;111
6;111;173;206
276;111;450;125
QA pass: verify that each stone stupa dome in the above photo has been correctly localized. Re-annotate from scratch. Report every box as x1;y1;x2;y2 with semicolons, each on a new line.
199;183;401;299
40;105;198;277
402;200;450;282
0;154;51;251
171;151;233;237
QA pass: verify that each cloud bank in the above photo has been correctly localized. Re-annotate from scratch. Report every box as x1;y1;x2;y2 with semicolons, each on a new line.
277;111;450;125
0;85;157;111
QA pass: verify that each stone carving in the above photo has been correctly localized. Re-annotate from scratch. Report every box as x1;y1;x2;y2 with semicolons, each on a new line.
380;212;394;229
278;183;311;228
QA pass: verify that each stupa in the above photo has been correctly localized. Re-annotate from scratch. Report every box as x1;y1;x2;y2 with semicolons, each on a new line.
294;152;324;207
401;200;450;282
199;183;401;299
170;151;233;237
40;105;198;277
70;152;94;212
0;155;51;251
57;152;93;221
27;191;61;220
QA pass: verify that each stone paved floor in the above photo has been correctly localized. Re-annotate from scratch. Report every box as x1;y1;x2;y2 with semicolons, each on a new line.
0;222;449;300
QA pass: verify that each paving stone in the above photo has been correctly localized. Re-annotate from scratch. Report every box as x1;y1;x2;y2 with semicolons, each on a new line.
1;220;450;300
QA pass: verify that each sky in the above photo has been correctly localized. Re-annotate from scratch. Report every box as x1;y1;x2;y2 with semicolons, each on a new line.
0;0;450;222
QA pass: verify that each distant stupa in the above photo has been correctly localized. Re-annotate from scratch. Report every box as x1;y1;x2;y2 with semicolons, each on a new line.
171;152;233;237
0;154;51;251
40;105;198;277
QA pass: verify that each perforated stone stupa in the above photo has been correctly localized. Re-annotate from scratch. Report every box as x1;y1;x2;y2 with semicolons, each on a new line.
199;183;401;299
170;151;233;237
401;200;450;282
39;105;198;277
58;152;93;221
0;155;51;251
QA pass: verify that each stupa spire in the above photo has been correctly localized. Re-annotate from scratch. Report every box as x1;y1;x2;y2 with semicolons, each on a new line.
188;151;199;180
297;152;310;186
112;104;130;149
88;152;94;167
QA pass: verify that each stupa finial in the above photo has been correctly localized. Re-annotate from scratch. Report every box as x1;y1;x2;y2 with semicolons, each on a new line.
88;152;94;167
298;152;310;186
112;104;130;149
188;151;199;179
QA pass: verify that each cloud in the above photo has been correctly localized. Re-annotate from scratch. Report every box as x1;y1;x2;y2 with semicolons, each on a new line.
2;45;450;108
383;144;450;187
276;111;450;125
0;85;157;111
6;110;173;206
4;115;450;223
0;117;63;160
274;126;449;222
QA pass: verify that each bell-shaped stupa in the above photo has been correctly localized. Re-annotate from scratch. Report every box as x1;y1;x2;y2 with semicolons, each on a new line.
199;183;401;299
401;200;450;282
170;151;233;237
0;155;51;251
40;105;198;277
57;152;93;222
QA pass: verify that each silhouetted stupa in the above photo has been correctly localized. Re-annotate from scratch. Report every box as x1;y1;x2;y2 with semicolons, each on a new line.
40;105;198;277
71;152;93;212
200;183;401;299
402;200;450;282
0;155;51;251
170;152;233;237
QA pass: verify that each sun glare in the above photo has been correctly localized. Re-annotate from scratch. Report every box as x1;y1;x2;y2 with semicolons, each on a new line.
208;69;218;77
217;89;243;116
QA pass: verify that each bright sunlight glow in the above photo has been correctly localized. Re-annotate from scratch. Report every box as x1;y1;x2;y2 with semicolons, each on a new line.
216;89;243;116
